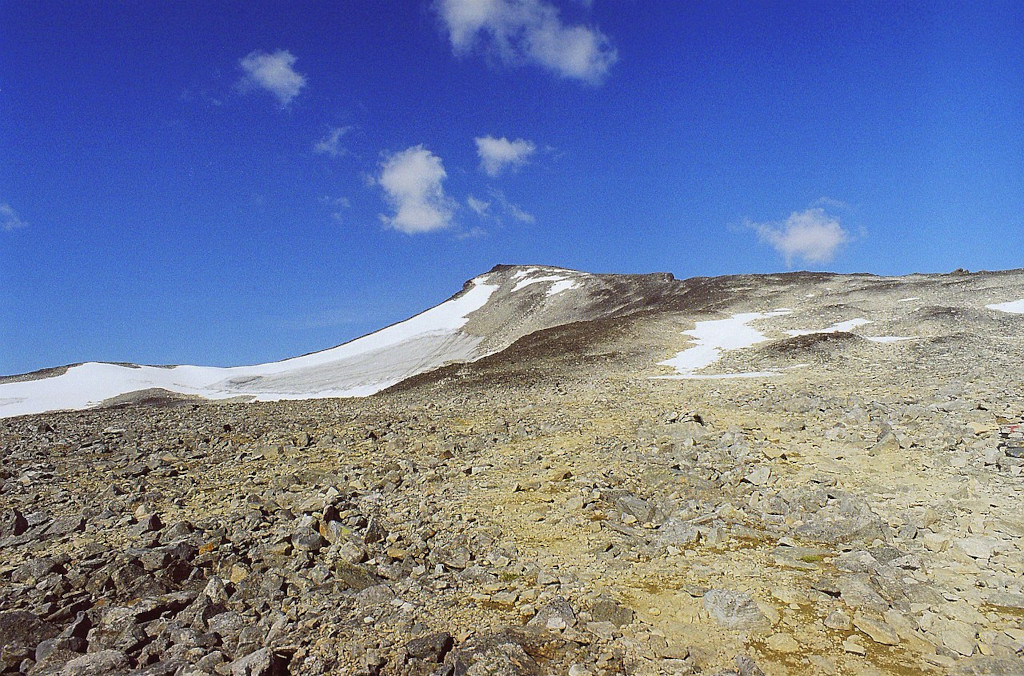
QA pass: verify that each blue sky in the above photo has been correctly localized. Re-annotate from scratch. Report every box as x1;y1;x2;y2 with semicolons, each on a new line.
2;1;1022;375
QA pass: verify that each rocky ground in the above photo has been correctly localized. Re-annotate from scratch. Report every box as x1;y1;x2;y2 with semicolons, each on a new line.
3;269;1024;675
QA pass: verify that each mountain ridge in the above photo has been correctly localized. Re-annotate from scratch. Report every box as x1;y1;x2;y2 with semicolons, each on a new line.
2;264;1023;418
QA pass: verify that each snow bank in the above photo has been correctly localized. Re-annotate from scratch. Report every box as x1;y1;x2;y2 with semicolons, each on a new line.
656;309;918;381
0;279;500;418
987;299;1024;314
657;310;790;379
786;317;911;344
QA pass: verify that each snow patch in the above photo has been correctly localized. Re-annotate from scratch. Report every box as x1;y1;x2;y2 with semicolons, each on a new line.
510;267;544;281
510;271;581;296
987;299;1024;314
656;311;914;380
547;279;579;296
657;310;790;379
513;275;567;292
785;317;911;344
865;336;912;344
662;371;782;381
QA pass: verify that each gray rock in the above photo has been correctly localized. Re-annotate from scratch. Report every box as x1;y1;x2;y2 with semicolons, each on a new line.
736;654;767;676
12;556;64;583
791;494;888;545
956;655;1024;675
290;527;324;552
527;597;577;631
835;550;879;573
59;649;129;676
589;597;634;627
364;517;386;544
355;584;395;608
0;610;59;652
438;631;540;676
835;573;889;610
0;508;28;538
614;493;658;523
655;518;701;546
35;636;86;662
405;632;453;662
956;536;1003;560
334;559;382;590
230;647;289;676
46;514;85;537
136;513;163;533
702;590;771;631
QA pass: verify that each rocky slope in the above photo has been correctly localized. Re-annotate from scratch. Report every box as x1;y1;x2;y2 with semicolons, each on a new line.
2;266;1024;676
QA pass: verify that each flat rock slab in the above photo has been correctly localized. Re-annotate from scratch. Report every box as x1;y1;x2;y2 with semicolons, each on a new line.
703;589;771;632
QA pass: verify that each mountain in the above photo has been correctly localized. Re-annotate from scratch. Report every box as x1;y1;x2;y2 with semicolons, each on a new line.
3;264;1024;419
5;265;1024;674
0;265;677;418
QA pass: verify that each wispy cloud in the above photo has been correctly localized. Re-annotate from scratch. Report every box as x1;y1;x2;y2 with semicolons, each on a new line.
467;189;534;225
239;49;307;106
319;195;351;223
492;189;535;223
1;203;27;232
467;195;491;216
748;207;851;266
377;145;456;234
435;0;618;83
475;135;536;176
314;126;351;158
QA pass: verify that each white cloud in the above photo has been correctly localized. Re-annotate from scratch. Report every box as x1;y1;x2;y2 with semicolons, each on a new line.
314;126;351;157
239;49;307;106
1;203;27;232
750;207;851;266
377;146;456;234
475;135;536;176
435;0;618;83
